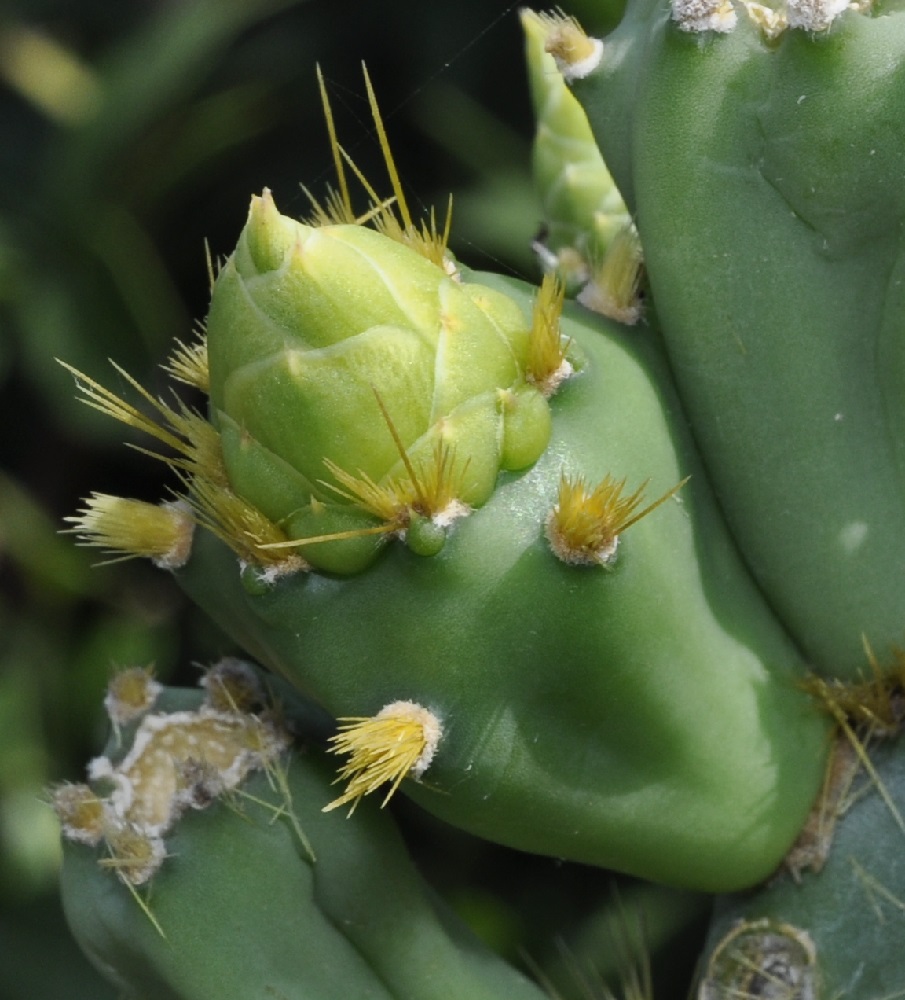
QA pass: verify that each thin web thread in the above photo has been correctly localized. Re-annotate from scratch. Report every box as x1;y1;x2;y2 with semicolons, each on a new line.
287;2;528;277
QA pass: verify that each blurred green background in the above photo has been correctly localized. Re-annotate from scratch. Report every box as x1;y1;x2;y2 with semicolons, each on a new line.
0;2;705;997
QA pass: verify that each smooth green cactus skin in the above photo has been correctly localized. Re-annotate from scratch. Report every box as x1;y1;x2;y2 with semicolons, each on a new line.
60;686;548;1000
696;735;905;997
178;274;830;892
206;195;552;574
571;2;905;678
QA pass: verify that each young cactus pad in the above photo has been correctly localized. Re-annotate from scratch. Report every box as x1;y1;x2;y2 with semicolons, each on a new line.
521;9;633;298
568;0;905;678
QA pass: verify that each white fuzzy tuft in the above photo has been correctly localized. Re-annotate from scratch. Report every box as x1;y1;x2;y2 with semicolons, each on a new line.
786;0;850;30
671;0;738;32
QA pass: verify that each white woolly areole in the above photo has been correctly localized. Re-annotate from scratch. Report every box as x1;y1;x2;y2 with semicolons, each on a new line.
536;358;576;398
555;36;604;82
102;818;168;886
200;657;265;711
741;1;788;39
87;755;114;782
376;700;443;779
151;500;195;570
532;240;562;275
577;280;643;326
239;554;309;588
431;499;472;530
544;506;621;567
671;0;738;32
786;0;850;30
103;667;163;727
51;783;108;846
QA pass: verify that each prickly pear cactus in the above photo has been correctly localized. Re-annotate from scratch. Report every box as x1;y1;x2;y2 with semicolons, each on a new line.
58;0;905;994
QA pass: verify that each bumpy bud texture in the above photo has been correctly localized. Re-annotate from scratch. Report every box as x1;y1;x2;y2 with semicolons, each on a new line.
206;192;553;574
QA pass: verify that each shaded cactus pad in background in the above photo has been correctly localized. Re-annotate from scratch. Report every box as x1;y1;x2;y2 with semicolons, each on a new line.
57;667;549;1000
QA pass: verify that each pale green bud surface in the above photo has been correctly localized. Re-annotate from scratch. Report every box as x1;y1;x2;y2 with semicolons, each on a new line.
206;192;553;574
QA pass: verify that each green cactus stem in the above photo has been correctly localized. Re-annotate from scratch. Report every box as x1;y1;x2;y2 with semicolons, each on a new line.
56;666;550;1000
568;0;905;678
696;718;905;996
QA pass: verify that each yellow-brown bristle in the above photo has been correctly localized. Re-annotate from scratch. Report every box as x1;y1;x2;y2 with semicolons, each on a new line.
577;223;645;325
373;197;454;274
65;494;194;568
307;63;455;271
527;272;571;395
546;472;688;566
59;359;228;487
163;332;209;393
530;9;602;80
323;437;467;527
99;823;167;886
802;641;905;737
185;476;308;573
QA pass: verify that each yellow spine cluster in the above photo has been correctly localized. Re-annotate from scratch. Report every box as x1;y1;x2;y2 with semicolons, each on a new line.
324;701;443;814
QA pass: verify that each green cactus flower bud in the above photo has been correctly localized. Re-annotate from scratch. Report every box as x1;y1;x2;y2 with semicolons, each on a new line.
206;191;556;574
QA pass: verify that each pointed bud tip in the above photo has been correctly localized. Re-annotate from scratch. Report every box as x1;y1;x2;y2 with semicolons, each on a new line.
244;188;298;275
